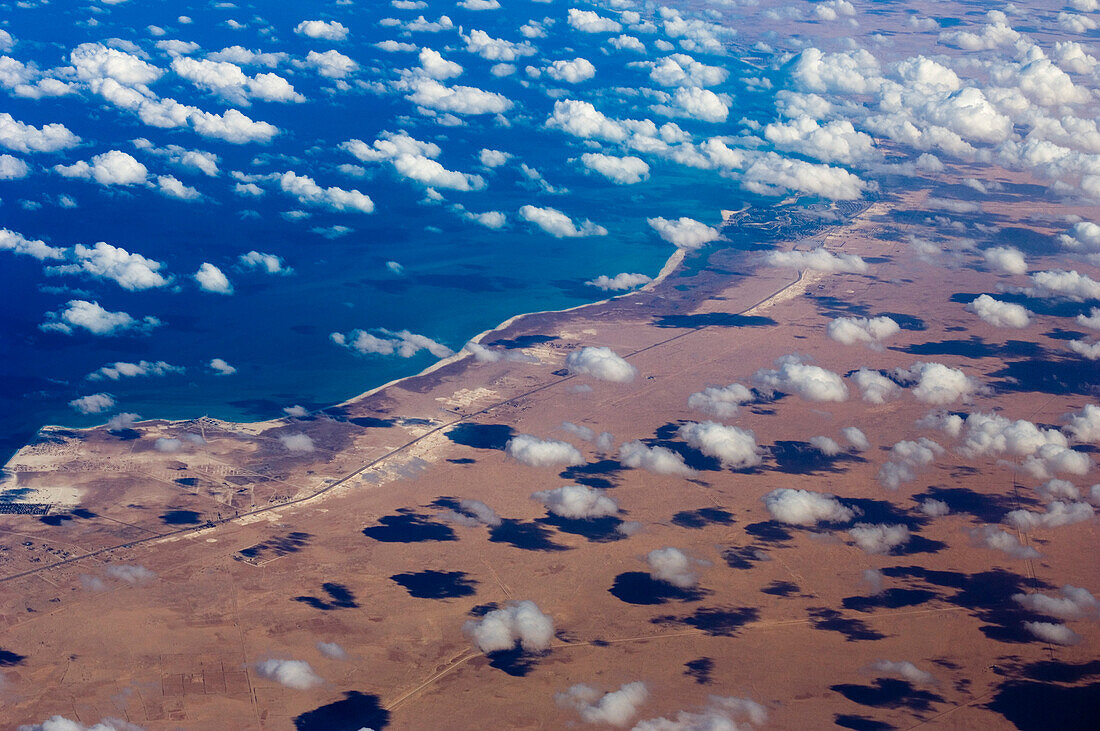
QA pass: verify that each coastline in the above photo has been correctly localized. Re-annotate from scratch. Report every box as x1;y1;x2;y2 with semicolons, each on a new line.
2;244;691;466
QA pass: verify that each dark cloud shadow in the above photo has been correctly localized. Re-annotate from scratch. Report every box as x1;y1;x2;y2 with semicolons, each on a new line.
445;423;515;450
761;580;800;597
834;715;895;731
0;648;26;666
652;606;759;636
294;691;389;731
882;566;1050;643
238;531;311;561
486;648;544;677
363;511;457;543
293;582;358;611
722;545;770;569
987;681;1100;731
489;519;570;552
609;572;707;605
653;313;776;329
914;486;1035;523
842;588;938;613
807;607;886;641
685;657;714;684
671;507;734;529
484;334;558;349
538;514;627;542
831;679;943;712
160;509;202;525
390;570;477;599
769;440;866;474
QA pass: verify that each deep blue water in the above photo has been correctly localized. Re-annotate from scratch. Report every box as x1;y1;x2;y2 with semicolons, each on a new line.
0;1;781;460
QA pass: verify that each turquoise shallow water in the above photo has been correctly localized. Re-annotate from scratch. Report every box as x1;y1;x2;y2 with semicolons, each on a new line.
0;0;777;460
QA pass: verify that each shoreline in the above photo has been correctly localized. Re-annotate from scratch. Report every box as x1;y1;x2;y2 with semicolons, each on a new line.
2;244;691;463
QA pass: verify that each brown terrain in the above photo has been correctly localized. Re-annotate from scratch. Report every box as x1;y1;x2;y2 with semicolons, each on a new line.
1;173;1098;729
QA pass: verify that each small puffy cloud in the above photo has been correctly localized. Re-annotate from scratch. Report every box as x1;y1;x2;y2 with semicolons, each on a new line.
921;498;950;517
157;175;200;200
63;242;170;291
331;329;452;358
0;228;65;260
586;272;651;291
87;360;182;380
1024;621;1081;646
41;300;161;336
279;433;314;452
506;434;584;467
969;524;1040;559
848;523;911;554
743;152;869;200
984;246;1027;275
762;488;856;526
194;262;233;294
0;153;29;179
304;49;358;78
55;150;147;186
546;58;596;83
842;426;870;451
154;437;182;452
647;216;720;250
316;641;347;660
678;421;762;469
580;153;649;185
209;357;237;375
279;171;374;213
520;205;607;237
632;697;767;731
687;383;753;419
438;498;502;528
618;440;696;477
568;8;622;33
1025;269;1100;301
462;29;534;62
105;564;155;583
647;547;699;588
556;682;648;727
894;362;980;405
810;436;842;456
967;294;1030;328
239;250;290;275
566;346;637;383
479;148;511;167
877;437;943;490
0;112;81;153
866;660;936;686
464;600;554;653
827;316;900;346
254;658;323;689
1014;585;1099;620
1068;339;1100;360
69;393;116;414
294;20;349;41
419;48;462;79
765;247;868;273
532;484;618;519
930;410;1090;479
106;413;140;432
1064;403;1100;443
753;355;848;402
1004;501;1094;532
459;0;500;9
405;77;511;115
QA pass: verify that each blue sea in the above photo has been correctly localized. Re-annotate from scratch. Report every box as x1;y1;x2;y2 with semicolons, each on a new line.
0;1;780;461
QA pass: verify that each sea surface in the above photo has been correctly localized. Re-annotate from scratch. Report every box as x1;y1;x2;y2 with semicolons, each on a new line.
0;1;780;461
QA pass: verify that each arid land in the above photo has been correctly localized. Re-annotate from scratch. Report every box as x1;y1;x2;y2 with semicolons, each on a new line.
1;171;1098;729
